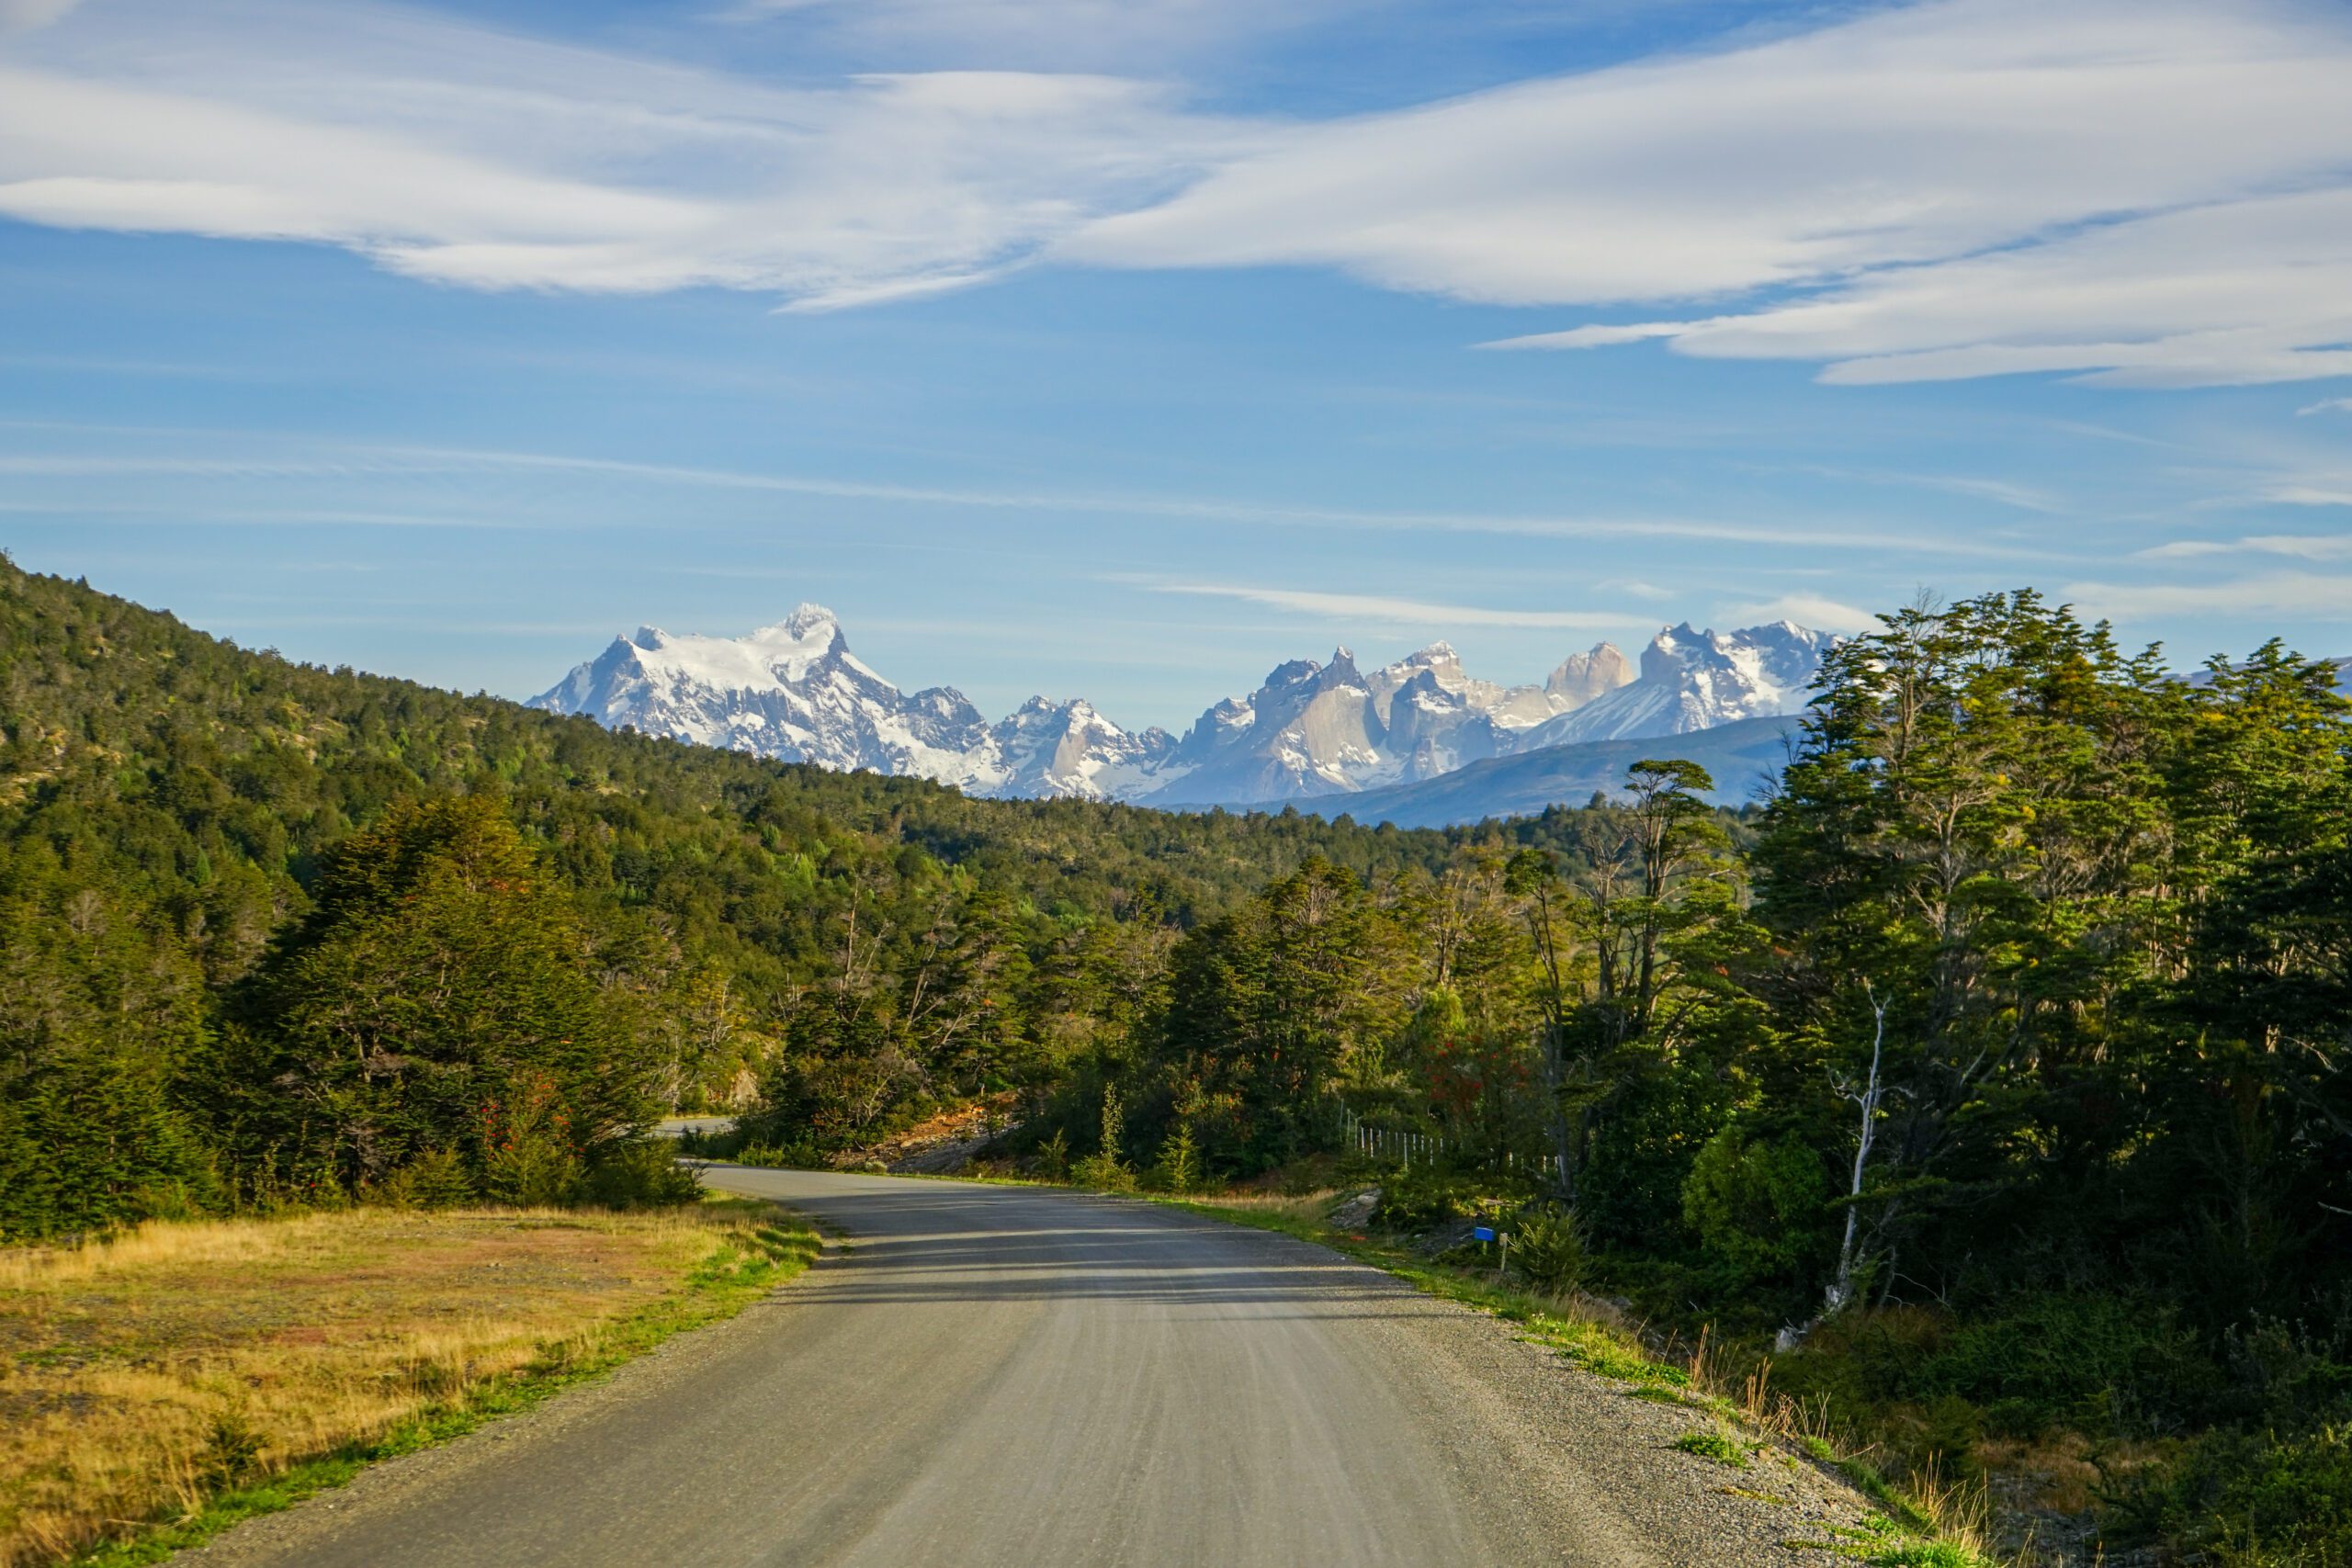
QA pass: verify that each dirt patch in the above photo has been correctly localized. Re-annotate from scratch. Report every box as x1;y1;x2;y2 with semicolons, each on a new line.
840;1094;1022;1174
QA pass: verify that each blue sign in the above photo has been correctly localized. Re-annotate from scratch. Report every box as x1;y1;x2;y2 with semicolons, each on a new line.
1473;1225;1497;1243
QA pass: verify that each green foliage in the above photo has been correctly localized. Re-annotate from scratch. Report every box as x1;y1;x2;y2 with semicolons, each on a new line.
0;557;1482;1236
1073;1083;1135;1190
1509;1202;1587;1295
1673;1427;1752;1467
1679;1123;1832;1288
227;798;646;1193
377;1148;473;1210
582;1141;707;1208
1373;1166;1490;1229
1151;1120;1200;1194
2142;1422;2352;1567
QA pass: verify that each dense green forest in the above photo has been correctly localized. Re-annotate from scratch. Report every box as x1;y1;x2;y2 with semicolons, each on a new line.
7;554;2349;1561
0;554;1607;1233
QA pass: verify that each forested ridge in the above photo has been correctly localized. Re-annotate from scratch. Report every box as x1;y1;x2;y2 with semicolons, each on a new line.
0;554;1599;1229
7;552;2352;1561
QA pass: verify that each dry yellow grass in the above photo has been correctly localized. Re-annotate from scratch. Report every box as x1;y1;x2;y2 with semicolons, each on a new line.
0;1204;791;1567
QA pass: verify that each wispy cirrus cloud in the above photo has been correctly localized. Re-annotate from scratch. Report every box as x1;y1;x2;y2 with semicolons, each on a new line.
1715;592;1879;632
1128;580;1649;630
0;0;1254;306
6;0;2352;395
0;424;2053;558
2139;535;2352;563
1075;0;2352;388
2066;572;2352;622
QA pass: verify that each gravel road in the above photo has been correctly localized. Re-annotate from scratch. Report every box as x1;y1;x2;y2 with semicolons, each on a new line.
184;1171;1878;1567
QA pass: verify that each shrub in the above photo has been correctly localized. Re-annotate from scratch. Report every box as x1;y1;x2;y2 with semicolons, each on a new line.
1374;1166;1488;1229
582;1140;705;1207
1679;1123;1830;1287
1511;1203;1588;1296
2135;1419;2352;1565
484;1133;582;1206
379;1147;474;1210
1074;1153;1136;1192
1151;1122;1200;1194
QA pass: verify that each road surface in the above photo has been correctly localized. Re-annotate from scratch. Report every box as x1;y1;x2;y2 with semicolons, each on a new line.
187;1172;1871;1566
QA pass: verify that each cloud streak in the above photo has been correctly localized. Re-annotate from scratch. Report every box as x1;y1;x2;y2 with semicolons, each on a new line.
2067;572;2352;622
0;0;1253;304
1076;0;2352;388
1140;581;1645;629
0;427;2061;558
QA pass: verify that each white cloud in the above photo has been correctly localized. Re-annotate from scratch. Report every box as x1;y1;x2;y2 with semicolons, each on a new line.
2138;535;2352;563
2301;398;2352;416
8;0;2351;391
2266;487;2352;508
1136;581;1647;629
0;0;1252;302
1716;592;1879;632
1074;0;2352;389
2066;573;2352;622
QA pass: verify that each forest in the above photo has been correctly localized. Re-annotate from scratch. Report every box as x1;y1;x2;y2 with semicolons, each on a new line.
5;555;2348;1562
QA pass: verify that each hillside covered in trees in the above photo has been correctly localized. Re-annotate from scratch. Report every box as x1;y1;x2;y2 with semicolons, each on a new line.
0;554;1611;1235
7;554;2350;1562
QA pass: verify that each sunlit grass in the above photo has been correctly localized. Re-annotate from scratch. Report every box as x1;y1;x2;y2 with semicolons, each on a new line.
0;1200;815;1568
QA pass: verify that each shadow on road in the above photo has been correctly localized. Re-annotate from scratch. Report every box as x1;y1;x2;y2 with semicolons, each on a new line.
711;1176;1434;1313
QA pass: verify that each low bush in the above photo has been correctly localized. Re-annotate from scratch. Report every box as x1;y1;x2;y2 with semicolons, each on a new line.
582;1141;706;1207
2128;1419;2352;1566
1374;1167;1492;1229
1510;1203;1588;1296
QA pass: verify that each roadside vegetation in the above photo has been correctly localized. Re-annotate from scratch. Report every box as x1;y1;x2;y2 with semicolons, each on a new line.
9;556;2351;1562
0;1198;816;1567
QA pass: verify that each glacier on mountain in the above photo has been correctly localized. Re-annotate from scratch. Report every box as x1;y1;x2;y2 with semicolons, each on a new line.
529;606;1837;809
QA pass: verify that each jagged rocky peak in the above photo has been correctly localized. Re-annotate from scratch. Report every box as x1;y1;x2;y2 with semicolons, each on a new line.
1523;620;1839;749
534;601;1834;813
1545;642;1635;708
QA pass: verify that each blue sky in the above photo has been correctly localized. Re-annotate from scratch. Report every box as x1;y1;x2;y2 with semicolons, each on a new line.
2;0;2349;731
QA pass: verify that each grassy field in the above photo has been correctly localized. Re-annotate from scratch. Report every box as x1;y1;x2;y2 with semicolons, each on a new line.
0;1201;816;1568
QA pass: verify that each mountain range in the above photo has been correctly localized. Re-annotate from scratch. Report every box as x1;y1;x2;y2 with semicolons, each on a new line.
529;608;1838;820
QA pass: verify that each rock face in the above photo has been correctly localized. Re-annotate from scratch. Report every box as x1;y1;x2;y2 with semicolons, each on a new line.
1545;644;1638;708
530;607;1836;813
1516;621;1838;750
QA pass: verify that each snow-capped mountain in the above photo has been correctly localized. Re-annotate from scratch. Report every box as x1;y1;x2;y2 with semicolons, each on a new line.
1142;638;1632;806
530;607;1834;812
1518;621;1838;749
990;697;1180;801
529;607;1007;791
528;606;1170;801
